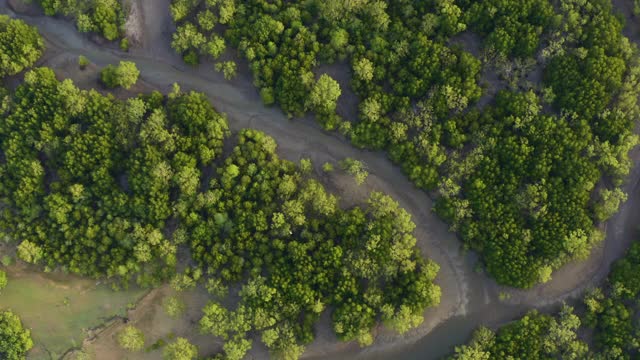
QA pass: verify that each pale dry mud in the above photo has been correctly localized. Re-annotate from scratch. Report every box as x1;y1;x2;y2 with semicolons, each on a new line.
75;286;221;360
0;2;477;358
2;1;640;359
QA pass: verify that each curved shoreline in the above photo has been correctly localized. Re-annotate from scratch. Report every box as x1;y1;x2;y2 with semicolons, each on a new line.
2;1;640;359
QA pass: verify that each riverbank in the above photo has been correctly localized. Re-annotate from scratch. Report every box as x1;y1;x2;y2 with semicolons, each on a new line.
1;1;640;359
0;3;476;358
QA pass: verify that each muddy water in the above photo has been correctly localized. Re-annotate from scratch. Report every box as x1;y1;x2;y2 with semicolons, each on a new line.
1;1;640;359
0;4;478;357
364;306;528;360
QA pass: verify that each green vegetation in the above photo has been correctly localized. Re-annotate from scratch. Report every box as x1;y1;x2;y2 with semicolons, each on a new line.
1;67;197;285
169;0;640;288
78;55;90;69
120;37;129;51
339;158;368;185
1;256;11;267
169;0;235;66
70;350;91;360
163;337;198;360
0;269;144;359
215;61;237;80
609;242;640;300
0;270;6;291
450;229;640;359
0;69;440;359
582;239;640;357
100;61;140;89
0;15;43;79
444;0;638;288
189;129;440;358
164;295;186;318
0;310;33;360
451;307;588;360
308;74;342;128
35;0;126;41
464;0;557;58
117;325;145;351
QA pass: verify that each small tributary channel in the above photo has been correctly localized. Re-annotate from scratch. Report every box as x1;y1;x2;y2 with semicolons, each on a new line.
2;1;640;359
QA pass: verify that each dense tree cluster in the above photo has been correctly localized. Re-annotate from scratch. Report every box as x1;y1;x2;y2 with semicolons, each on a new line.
35;0;126;41
169;0;479;130
581;239;640;358
436;0;639;287
609;242;640;300
169;0;235;68
451;307;588;360
451;229;640;360
434;90;623;286
0;69;439;358
0;310;33;360
0;15;43;79
0;68;229;286
462;0;558;58
167;0;640;287
187;129;440;358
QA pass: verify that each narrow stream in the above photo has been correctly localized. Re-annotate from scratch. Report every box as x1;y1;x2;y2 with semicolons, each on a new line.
1;2;640;359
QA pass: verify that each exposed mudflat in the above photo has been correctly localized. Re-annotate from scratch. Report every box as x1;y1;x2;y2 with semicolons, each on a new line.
1;0;640;359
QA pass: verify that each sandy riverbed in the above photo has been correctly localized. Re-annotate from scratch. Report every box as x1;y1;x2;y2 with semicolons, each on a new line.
2;0;640;359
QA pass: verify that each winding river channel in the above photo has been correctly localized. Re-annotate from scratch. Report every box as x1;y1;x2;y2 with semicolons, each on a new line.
2;1;640;359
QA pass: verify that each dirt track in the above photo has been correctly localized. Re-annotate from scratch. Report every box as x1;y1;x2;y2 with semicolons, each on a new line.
2;1;640;359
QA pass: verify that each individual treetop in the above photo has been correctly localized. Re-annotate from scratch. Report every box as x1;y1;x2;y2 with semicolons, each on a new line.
0;310;33;360
0;15;44;78
101;61;140;89
117;325;145;351
163;338;198;360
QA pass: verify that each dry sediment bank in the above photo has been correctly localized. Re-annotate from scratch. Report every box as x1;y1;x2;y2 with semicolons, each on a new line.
2;1;640;359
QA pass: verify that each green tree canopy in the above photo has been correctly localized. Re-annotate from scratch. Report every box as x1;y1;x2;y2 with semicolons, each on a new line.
117;325;145;351
308;74;341;114
0;311;33;360
0;15;44;78
36;0;125;40
101;61;140;89
163;337;198;360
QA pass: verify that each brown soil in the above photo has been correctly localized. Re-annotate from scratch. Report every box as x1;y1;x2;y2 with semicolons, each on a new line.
78;286;221;360
4;0;640;359
6;0;40;16
315;62;360;122
124;0;143;46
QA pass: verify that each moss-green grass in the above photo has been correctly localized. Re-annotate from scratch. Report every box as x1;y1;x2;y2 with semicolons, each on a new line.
0;268;145;359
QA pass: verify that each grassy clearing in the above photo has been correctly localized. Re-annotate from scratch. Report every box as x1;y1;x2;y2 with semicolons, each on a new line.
0;266;145;359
